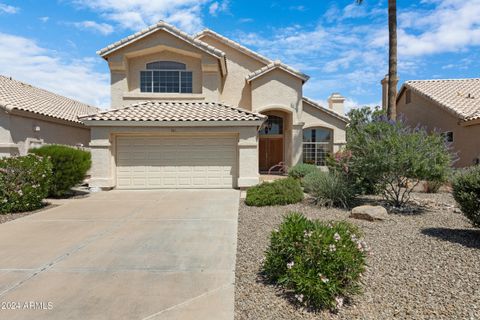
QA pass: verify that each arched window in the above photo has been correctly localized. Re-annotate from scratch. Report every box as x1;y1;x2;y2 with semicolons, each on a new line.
260;115;283;135
140;61;192;93
302;127;333;166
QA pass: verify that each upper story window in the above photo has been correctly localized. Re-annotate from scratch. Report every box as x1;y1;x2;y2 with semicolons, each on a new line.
140;61;193;93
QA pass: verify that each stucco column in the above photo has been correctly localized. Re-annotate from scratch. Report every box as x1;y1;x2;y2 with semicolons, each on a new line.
292;122;304;166
237;127;260;188
89;127;115;189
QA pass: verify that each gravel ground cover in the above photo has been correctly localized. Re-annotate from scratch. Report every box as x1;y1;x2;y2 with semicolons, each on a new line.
235;192;480;319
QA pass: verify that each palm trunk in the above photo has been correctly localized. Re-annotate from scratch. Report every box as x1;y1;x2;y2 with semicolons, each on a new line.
387;0;397;120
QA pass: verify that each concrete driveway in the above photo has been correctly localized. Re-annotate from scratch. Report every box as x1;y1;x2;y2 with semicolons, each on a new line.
0;190;239;320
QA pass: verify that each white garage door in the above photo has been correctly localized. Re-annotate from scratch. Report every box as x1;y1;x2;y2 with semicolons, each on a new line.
116;136;237;189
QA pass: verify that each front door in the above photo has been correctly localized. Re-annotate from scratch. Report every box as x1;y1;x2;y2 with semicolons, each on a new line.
259;137;283;171
259;115;284;172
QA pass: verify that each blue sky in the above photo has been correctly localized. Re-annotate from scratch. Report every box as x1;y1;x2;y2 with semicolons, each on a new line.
0;0;479;110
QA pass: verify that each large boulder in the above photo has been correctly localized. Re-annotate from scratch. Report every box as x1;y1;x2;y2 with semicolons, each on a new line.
350;205;388;222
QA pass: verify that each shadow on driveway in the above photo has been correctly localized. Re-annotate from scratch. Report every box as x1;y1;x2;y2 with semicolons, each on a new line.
421;227;480;249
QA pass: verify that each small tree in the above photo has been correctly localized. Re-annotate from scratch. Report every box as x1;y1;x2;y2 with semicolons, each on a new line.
344;108;451;207
452;166;480;227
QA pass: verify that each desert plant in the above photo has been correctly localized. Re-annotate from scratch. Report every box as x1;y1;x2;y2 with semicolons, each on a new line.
303;170;355;208
423;180;444;193
31;145;91;197
288;163;318;180
245;178;303;207
263;212;367;310
345;108;452;207
0;154;52;214
452;166;480;227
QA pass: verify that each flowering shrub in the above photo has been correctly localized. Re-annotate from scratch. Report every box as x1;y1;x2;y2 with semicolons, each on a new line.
303;170;355;208
31;145;91;197
245;178;303;207
0;154;52;214
288;163;318;180
452;166;480;227
263;213;367;310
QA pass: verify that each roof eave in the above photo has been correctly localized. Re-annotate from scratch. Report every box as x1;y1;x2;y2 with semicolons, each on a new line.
81;119;266;127
247;66;309;84
302;97;349;123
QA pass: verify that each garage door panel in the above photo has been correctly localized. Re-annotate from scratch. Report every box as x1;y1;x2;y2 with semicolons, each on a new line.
116;136;237;189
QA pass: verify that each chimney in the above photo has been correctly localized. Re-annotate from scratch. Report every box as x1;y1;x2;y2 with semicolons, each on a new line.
328;93;345;115
381;74;388;111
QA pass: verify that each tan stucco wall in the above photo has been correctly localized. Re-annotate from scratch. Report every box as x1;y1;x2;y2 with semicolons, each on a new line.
197;35;265;110
106;30;221;109
251;69;303;123
88;125;260;189
397;90;480;167
0;110;90;157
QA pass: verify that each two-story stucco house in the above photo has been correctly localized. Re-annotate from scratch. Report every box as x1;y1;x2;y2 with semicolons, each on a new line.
81;22;349;190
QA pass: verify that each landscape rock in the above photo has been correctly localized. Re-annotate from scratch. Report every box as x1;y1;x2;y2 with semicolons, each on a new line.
350;205;389;221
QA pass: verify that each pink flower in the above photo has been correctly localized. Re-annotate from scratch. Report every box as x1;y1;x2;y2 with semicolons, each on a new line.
287;261;294;269
295;294;304;303
329;244;336;252
319;274;329;283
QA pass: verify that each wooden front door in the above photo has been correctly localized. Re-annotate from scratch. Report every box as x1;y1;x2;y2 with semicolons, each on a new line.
259;137;283;172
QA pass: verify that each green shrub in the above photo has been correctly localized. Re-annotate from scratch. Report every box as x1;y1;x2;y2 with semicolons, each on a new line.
0;154;52;214
452;166;480;227
344;107;452;207
31;145;91;197
288;163;318;180
263;212;367;310
303;170;355;208
245;178;304;207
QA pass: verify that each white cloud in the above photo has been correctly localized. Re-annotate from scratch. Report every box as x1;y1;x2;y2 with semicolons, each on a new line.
72;20;114;35
209;1;229;16
39;16;49;23
0;32;110;108
373;0;480;56
72;0;211;33
0;3;19;14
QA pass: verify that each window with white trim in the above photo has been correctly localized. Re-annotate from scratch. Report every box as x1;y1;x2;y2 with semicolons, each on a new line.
140;61;193;93
302;127;333;166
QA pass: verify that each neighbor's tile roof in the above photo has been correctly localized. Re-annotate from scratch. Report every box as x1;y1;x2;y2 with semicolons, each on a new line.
403;79;480;122
302;97;349;123
97;21;226;60
0;75;99;124
246;60;310;83
80;101;266;122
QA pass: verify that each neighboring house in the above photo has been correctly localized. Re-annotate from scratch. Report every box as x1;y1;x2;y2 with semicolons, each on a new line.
0;76;99;157
81;21;349;190
395;78;480;167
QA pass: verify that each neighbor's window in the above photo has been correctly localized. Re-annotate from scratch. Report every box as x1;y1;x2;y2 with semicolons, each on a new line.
406;90;412;104
442;131;454;143
140;61;193;93
303;127;333;166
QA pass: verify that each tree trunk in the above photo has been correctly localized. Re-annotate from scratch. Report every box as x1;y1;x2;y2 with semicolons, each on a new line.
387;0;398;120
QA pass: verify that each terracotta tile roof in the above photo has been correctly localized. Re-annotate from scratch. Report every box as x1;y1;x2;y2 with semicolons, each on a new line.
97;21;226;60
195;29;271;64
302;97;349;123
80;101;266;123
0;75;99;124
247;60;310;83
402;79;480;122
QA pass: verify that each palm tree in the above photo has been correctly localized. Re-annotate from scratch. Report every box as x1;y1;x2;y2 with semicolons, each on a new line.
356;0;397;120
